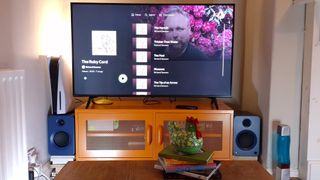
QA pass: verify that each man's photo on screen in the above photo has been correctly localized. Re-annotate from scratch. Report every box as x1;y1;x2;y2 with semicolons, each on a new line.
159;6;210;61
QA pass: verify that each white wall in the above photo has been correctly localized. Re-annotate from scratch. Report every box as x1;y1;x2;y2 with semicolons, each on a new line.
0;0;64;164
300;1;320;179
0;1;13;68
242;0;274;172
243;0;304;177
306;1;320;177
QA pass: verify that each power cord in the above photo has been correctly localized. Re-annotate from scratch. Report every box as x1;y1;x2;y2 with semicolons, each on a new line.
73;98;85;103
143;97;161;105
169;97;177;103
29;164;51;180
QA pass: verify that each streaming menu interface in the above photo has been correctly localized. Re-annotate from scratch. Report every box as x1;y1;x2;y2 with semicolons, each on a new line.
72;4;233;96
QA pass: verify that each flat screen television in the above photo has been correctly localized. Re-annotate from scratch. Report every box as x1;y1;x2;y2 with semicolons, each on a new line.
71;3;234;98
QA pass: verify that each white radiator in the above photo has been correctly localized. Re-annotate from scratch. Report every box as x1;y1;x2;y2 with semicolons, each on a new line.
0;70;28;180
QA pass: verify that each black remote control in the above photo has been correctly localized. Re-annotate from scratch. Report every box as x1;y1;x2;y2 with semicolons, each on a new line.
176;105;198;110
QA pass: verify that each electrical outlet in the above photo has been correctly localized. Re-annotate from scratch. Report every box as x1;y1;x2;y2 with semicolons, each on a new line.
29;154;37;164
28;147;38;164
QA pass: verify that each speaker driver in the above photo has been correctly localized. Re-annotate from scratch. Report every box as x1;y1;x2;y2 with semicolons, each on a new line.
236;130;257;150
242;119;251;127
54;131;69;148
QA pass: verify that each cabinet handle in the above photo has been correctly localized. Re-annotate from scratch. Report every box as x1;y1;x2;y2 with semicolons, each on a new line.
158;125;163;145
146;125;152;145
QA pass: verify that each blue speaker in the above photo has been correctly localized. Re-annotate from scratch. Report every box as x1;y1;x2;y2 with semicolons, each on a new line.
48;114;75;155
233;113;260;157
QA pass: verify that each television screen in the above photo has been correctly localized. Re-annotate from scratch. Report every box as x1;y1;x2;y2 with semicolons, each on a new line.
71;3;234;97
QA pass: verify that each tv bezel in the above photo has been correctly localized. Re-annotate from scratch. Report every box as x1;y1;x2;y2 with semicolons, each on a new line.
71;2;235;98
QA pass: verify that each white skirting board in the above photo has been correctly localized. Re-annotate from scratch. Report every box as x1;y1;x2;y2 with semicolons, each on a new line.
308;160;320;180
290;169;299;178
265;167;299;177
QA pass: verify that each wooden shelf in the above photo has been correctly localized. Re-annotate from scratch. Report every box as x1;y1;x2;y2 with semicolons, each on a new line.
75;99;234;160
163;133;222;138
87;133;145;137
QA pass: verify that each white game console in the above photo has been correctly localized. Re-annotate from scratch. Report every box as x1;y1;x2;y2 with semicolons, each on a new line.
45;56;74;114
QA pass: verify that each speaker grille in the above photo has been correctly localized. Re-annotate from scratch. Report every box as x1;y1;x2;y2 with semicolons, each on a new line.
54;131;69;148
236;130;257;150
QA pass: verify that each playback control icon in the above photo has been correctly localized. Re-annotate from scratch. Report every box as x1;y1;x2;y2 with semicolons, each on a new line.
118;74;128;83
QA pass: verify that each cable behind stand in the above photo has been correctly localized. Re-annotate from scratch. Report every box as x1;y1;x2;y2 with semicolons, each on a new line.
143;97;161;105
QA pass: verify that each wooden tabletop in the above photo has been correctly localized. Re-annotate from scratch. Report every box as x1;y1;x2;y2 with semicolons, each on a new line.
55;160;273;180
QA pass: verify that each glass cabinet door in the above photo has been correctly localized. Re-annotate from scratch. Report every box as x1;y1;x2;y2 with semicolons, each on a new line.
155;113;232;160
77;112;154;159
86;120;146;150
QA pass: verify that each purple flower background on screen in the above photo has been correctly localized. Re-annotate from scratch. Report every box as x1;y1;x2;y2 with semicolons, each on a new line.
133;5;234;58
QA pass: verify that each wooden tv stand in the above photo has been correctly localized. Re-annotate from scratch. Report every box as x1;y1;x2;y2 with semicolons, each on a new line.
75;99;234;161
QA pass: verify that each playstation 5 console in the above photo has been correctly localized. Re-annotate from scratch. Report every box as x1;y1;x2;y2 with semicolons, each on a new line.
47;56;73;114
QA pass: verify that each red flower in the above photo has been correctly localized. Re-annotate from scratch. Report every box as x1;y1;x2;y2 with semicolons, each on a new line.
198;37;211;47
189;15;195;27
193;19;203;31
202;21;217;33
192;5;205;18
192;31;201;40
181;5;193;13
